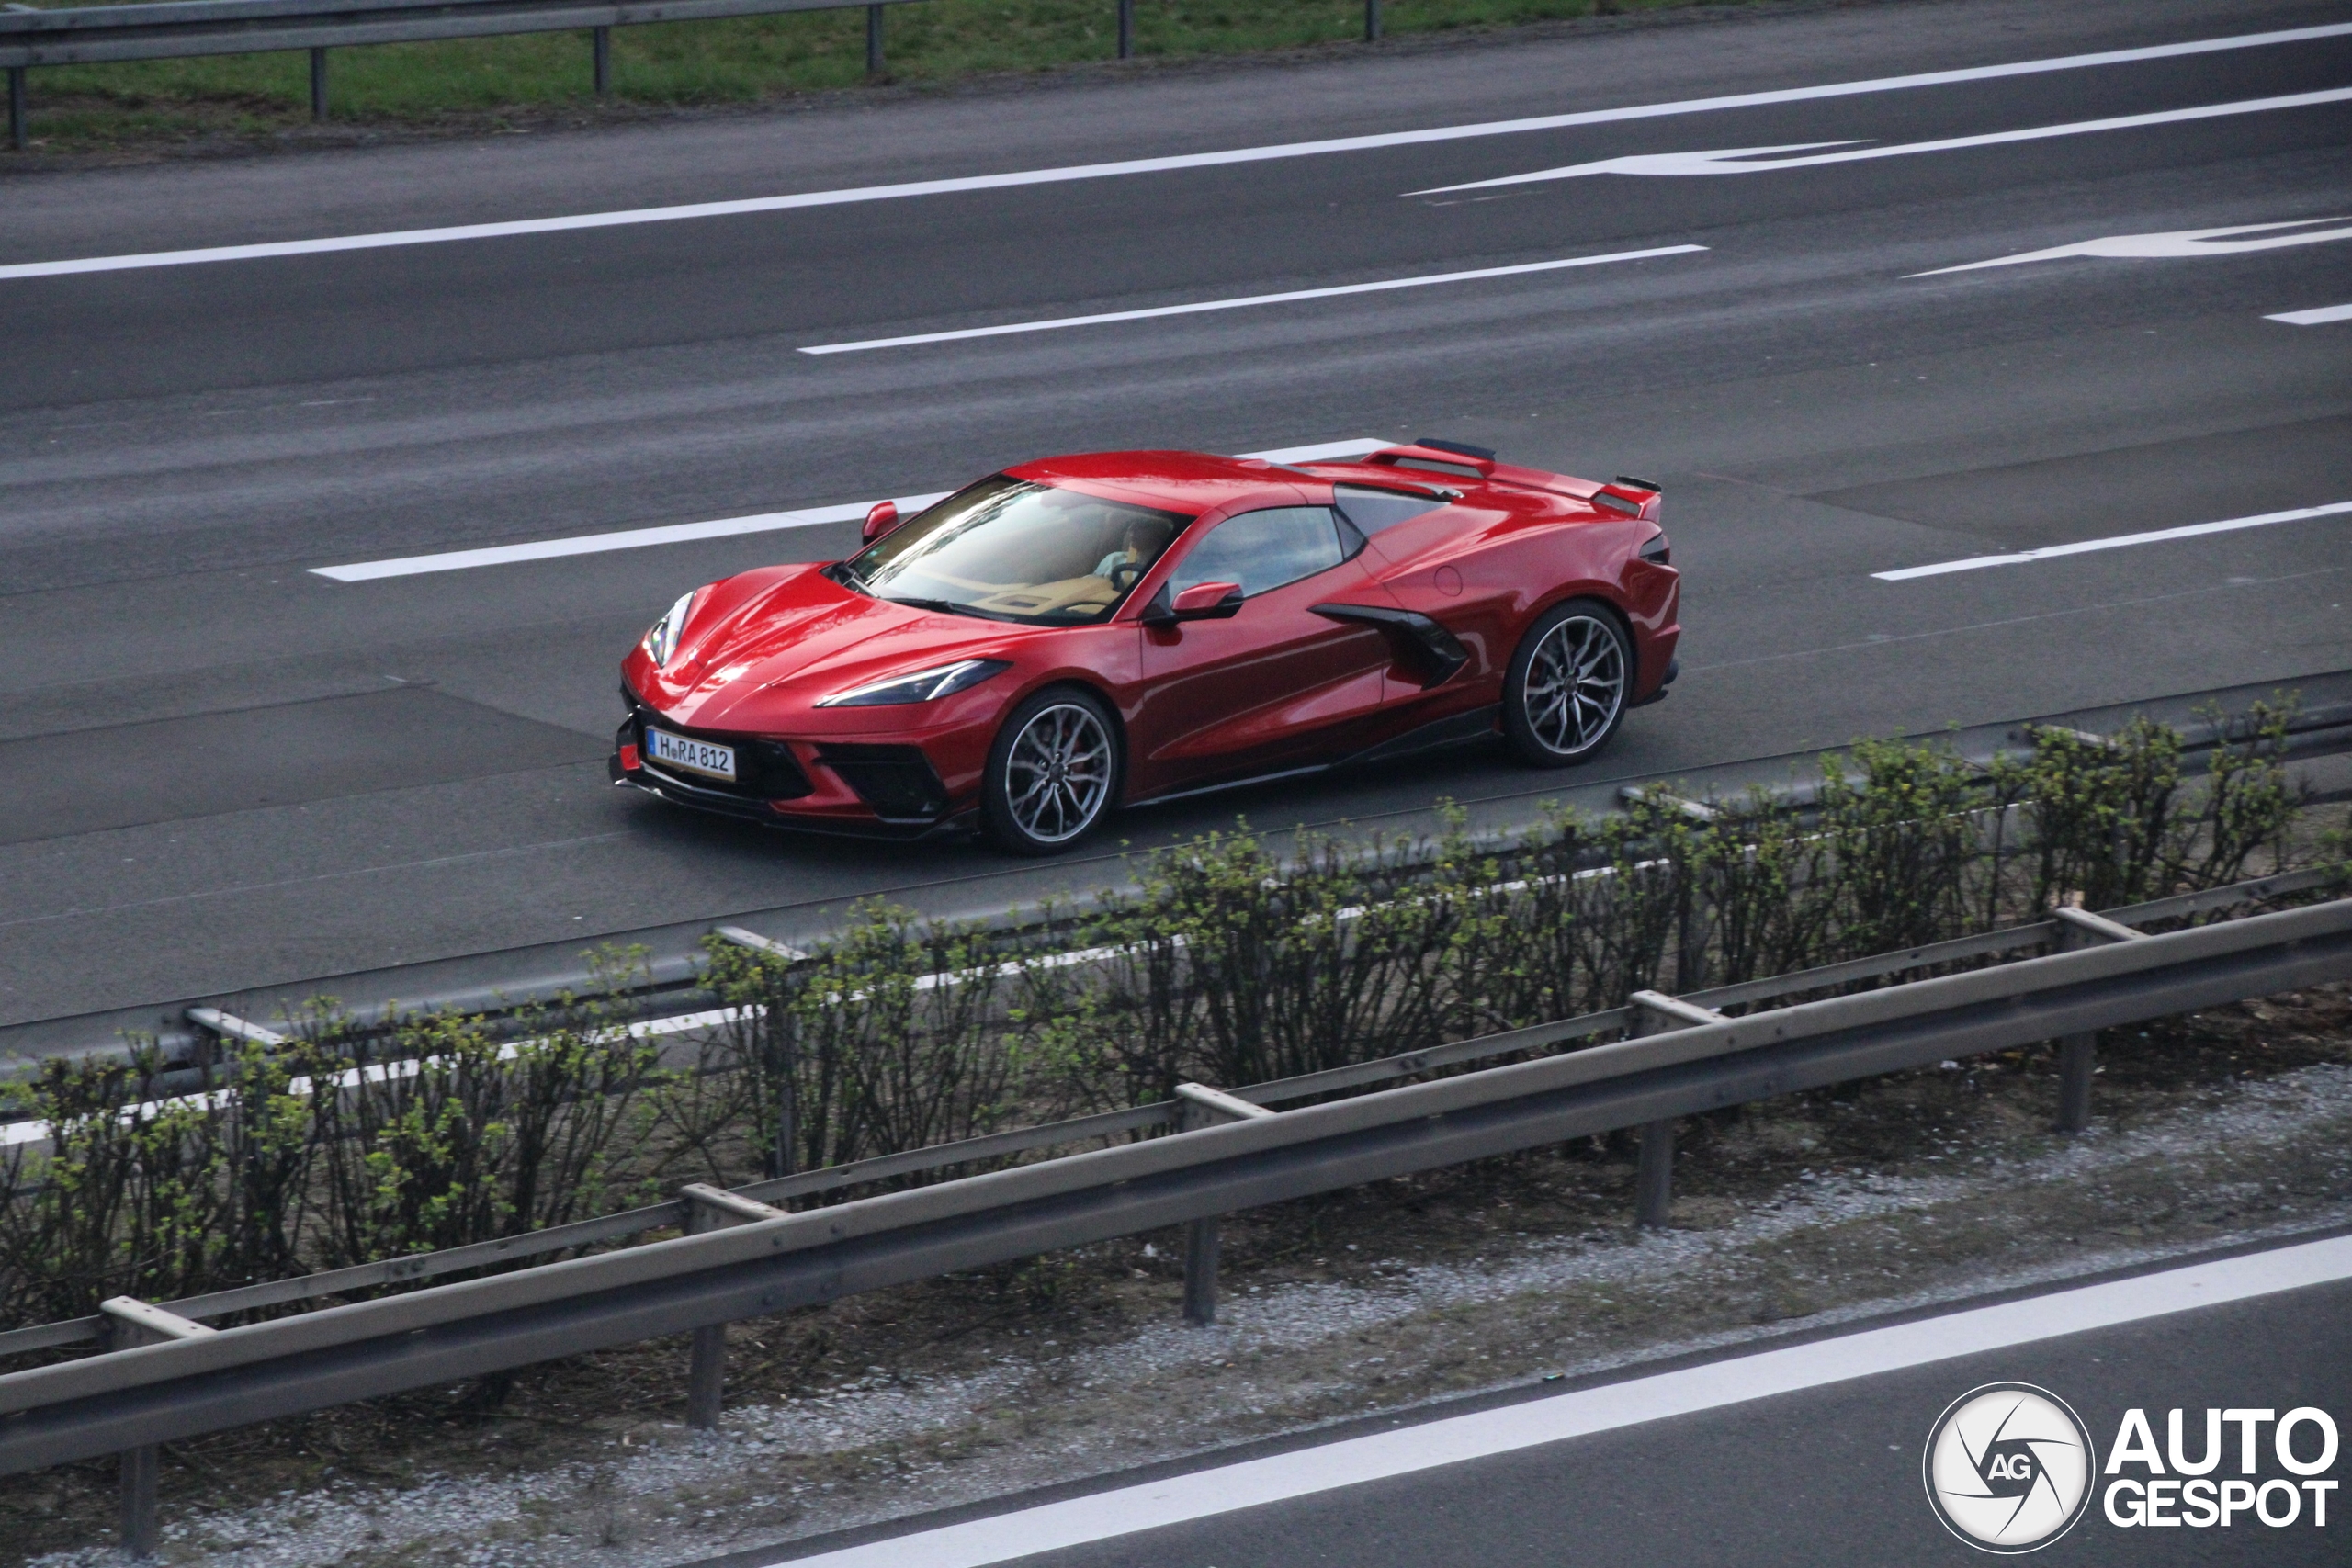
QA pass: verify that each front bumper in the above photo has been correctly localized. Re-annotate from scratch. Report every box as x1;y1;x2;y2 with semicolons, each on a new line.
611;701;969;839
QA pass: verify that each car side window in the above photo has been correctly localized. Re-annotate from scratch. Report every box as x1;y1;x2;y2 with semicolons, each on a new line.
1168;506;1350;598
1333;484;1450;535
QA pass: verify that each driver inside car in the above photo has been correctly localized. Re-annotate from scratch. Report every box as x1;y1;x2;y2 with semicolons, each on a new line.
1093;516;1176;589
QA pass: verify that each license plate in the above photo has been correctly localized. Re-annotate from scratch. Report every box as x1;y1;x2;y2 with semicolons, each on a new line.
645;727;737;783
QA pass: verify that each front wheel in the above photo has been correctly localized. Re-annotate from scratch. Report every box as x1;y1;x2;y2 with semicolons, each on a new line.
1502;600;1634;766
980;686;1121;854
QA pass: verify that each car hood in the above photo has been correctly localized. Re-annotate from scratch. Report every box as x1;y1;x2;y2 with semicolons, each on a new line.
645;565;1035;728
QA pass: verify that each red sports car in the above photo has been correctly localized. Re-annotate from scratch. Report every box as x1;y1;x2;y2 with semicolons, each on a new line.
612;440;1679;854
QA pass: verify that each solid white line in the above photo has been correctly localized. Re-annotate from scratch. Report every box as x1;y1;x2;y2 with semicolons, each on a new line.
308;440;1391;581
0;1004;745;1150
797;247;1707;354
1412;85;2352;192
4;23;2346;281
1872;500;2352;581
766;1235;2352;1568
2268;302;2352;325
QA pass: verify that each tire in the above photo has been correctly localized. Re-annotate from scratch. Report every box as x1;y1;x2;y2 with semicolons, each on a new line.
1502;599;1634;767
980;686;1122;854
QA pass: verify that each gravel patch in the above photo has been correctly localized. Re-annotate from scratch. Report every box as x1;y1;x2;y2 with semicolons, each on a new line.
25;1055;2352;1567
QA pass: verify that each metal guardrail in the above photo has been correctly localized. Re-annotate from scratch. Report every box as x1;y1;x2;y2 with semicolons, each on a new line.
1;0;932;146
4;862;2336;1359
2;880;2346;1553
1;0;1396;150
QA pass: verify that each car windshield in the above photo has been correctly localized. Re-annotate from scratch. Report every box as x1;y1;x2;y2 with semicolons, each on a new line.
842;476;1191;625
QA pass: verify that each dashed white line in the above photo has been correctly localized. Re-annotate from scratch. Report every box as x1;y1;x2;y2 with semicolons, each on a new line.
3;23;2346;280
309;440;1391;581
763;1235;2352;1568
310;498;950;582
797;247;1707;355
1873;501;2352;581
2268;302;2352;325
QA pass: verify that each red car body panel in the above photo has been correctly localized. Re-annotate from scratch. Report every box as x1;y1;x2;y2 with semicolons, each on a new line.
614;444;1680;837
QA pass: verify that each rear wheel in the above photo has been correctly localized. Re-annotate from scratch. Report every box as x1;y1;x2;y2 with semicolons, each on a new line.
980;686;1121;854
1502;599;1633;766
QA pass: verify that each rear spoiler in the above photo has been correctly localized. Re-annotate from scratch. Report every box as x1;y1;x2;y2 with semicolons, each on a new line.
1328;440;1663;520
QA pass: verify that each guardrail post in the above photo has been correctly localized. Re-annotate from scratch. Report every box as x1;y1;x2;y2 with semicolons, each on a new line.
1634;1122;1674;1228
7;67;24;152
865;4;884;75
1172;1083;1276;1325
2050;907;2143;1133
1117;0;1133;58
1365;0;1381;42
678;1184;784;1428
309;47;328;121
99;1299;216;1558
1624;991;1726;1227
1182;1215;1220;1325
593;26;611;96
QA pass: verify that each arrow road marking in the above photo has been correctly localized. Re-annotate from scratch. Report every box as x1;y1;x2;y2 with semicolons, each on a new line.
1910;217;2352;276
1408;86;2352;194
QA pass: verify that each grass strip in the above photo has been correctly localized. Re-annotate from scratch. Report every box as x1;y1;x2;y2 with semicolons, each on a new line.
8;0;1752;152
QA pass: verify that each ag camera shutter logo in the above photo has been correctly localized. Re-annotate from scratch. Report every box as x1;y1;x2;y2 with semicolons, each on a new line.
1924;1382;2098;1552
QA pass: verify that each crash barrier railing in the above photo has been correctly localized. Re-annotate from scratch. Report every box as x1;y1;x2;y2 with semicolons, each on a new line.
0;0;1395;150
17;692;2352;1081
3;874;2347;1554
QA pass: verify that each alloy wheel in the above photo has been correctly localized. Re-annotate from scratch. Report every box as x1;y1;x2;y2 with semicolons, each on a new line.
1521;614;1627;757
1004;701;1114;843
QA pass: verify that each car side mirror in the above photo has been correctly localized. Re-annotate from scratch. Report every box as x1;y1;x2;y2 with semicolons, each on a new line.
1171;581;1244;619
862;500;900;544
1141;581;1242;627
1140;581;1243;627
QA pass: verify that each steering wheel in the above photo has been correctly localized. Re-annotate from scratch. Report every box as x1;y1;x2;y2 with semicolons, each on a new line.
1108;560;1144;594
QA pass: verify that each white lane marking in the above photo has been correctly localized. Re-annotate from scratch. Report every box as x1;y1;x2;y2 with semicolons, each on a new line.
797;246;1708;355
308;440;1392;581
0;1004;742;1150
1912;216;2352;276
311;498;947;582
1408;85;2352;193
1872;501;2352;581
2268;301;2352;324
765;1235;2352;1568
5;24;2348;282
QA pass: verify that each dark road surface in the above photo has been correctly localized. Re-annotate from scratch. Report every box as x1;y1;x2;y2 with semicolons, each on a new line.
4;0;2349;1028
718;1234;2352;1568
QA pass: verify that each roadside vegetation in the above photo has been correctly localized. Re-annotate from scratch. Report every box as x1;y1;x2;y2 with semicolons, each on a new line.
0;700;2338;1337
9;0;1754;154
2;703;2350;1562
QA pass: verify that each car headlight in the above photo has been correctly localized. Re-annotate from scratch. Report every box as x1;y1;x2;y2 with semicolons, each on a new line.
816;659;1012;708
644;589;700;668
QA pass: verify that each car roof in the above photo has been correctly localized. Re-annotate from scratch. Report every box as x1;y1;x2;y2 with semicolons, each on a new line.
1005;450;1316;514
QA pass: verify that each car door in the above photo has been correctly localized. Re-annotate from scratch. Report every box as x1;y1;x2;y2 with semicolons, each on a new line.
1130;504;1398;795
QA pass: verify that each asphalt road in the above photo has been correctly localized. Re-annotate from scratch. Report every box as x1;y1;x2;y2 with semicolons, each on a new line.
4;0;2350;1029
723;1234;2352;1568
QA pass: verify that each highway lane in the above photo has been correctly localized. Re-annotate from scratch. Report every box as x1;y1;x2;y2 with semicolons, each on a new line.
722;1233;2352;1568
3;0;2350;1031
